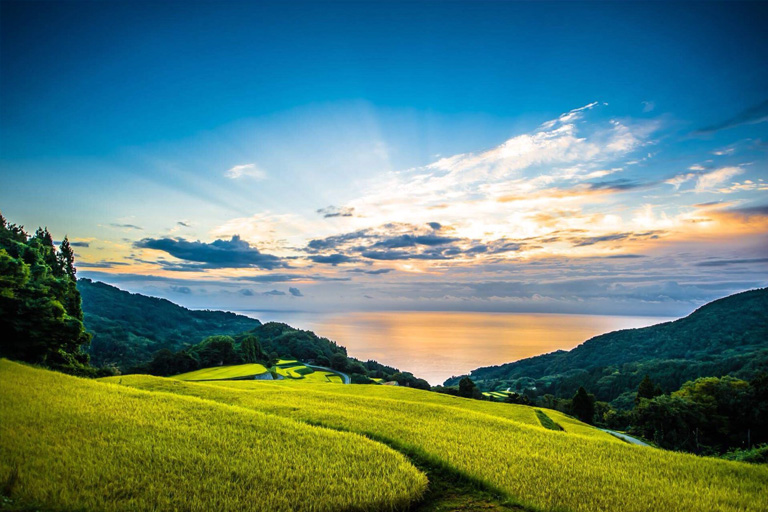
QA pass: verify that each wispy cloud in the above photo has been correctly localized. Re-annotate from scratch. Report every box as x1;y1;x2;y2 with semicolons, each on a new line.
225;163;267;180
695;166;743;192
696;99;768;134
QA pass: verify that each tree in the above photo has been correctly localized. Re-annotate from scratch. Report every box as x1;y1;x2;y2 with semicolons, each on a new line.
458;376;483;400
58;236;76;279
572;386;596;424
239;335;264;363
0;214;92;374
330;352;348;372
636;374;662;404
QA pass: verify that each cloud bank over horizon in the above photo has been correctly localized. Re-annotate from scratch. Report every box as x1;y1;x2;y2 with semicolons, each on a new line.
66;103;768;317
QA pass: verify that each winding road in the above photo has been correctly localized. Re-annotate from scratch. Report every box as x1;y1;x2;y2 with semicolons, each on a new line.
600;429;651;446
306;364;351;384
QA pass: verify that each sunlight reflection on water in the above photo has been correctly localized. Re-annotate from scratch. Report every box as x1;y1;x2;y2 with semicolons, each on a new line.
236;311;671;385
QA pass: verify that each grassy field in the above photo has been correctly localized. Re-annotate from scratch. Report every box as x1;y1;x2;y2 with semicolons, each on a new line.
109;375;768;512
273;359;344;383
0;360;426;512
172;363;269;381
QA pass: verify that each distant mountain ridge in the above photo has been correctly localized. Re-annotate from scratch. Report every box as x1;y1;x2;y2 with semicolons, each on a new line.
79;279;260;368
446;288;768;407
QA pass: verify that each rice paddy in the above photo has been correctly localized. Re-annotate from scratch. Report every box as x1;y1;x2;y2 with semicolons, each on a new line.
0;359;426;512
172;363;269;381
110;375;768;512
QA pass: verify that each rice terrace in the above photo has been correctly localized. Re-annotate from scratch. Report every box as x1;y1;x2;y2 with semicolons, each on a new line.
2;1;768;511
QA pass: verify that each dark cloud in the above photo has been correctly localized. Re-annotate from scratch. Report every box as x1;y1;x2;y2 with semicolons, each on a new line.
695;257;768;267
308;253;355;265
239;288;255;296
428;222;442;230
134;235;287;270
75;261;131;268
110;223;143;230
289;287;303;297
370;234;459;249
603;254;647;259
69;241;90;247
170;285;192;294
696;99;768;134
307;229;372;251
346;268;394;275
177;221;191;227
263;289;286;296
317;205;355;218
571;231;662;247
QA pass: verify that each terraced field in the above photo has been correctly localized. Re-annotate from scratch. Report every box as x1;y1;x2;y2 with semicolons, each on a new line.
273;359;344;383
173;363;269;381
111;375;768;512
0;360;426;512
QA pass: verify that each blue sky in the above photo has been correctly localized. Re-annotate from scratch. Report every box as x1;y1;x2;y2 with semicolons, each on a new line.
1;1;767;316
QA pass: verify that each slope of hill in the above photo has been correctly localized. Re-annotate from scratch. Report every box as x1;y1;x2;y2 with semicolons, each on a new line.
0;359;426;512
106;373;768;512
78;279;260;369
446;288;768;406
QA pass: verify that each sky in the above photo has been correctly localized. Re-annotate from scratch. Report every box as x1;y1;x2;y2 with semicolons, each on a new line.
1;1;767;318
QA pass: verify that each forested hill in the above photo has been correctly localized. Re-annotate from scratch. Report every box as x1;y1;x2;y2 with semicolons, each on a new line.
446;288;768;407
79;279;260;368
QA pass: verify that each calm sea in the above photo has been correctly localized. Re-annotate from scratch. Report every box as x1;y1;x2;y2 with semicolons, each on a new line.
234;311;672;385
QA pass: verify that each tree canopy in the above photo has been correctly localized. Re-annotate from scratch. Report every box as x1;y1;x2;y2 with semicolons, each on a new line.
0;213;92;374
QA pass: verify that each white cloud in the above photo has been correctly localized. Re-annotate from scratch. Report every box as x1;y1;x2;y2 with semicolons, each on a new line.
225;163;267;180
695;166;744;192
665;173;697;190
642;101;655;113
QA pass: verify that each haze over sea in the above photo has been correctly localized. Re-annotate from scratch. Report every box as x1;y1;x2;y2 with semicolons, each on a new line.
236;311;670;385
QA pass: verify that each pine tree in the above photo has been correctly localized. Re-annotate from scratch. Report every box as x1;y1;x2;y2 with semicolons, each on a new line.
572;386;596;424
59;236;76;279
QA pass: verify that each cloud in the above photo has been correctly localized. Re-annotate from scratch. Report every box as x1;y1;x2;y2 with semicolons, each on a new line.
308;253;355;265
288;287;303;297
347;268;394;275
317;205;355;218
665;173;697;190
177;221;191;227
239;288;255;296
68;241;91;247
110;223;143;230
642;101;655;113
427;222;442;230
263;289;286;296
75;260;131;268
225;163;267;180
695;99;768;134
170;285;192;294
134;235;288;270
695;257;768;267
695;167;744;192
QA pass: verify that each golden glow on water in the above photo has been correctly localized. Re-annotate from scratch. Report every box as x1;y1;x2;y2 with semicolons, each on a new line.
302;312;670;385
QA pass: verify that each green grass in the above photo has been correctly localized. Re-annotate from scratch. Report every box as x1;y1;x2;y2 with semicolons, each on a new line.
273;360;344;383
110;376;768;512
0;360;426;512
172;363;268;381
534;410;563;431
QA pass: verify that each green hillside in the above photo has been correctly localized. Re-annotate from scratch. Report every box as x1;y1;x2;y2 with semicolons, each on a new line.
106;373;768;512
0;359;426;512
447;288;768;406
79;278;260;369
